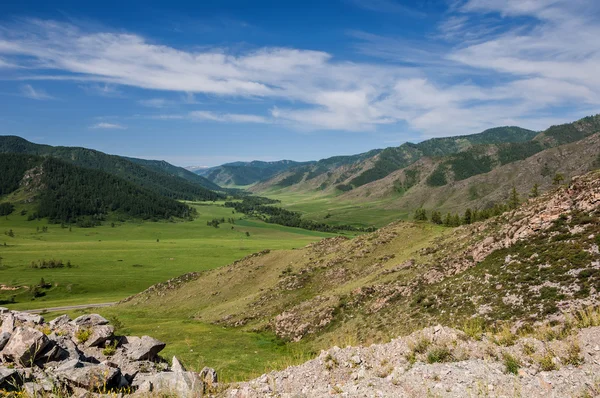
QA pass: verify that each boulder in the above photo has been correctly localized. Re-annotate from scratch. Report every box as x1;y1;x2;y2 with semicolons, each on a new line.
55;362;121;390
70;314;109;328
172;356;186;372
2;327;50;366
124;336;166;361
85;325;114;347
14;312;44;325
48;334;81;362
49;314;71;328
0;366;21;389
0;332;11;351
200;366;218;385
1;313;14;334
135;371;204;398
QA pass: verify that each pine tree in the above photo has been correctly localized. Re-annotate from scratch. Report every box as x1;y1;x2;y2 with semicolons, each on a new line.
509;187;520;210
414;208;428;221
553;173;565;185
530;183;539;198
431;211;442;225
463;208;473;225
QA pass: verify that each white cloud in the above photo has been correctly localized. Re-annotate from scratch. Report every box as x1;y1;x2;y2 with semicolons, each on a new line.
189;111;269;124
139;98;170;108
80;83;122;97
20;84;53;100
90;122;126;129
1;9;600;136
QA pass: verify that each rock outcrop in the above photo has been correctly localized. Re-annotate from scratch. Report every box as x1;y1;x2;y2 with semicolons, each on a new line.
225;325;600;397
0;308;218;396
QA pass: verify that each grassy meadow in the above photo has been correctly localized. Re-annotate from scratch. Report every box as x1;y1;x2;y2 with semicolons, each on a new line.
0;201;334;310
260;188;410;228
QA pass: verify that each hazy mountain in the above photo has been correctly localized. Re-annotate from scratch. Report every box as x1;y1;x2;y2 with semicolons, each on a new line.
197;160;313;187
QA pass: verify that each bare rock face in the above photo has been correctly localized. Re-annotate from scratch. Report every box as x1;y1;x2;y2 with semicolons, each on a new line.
123;335;166;361
85;324;114;347
0;366;21;389
2;327;50;366
0;332;11;351
55;362;121;390
0;310;218;396
70;314;109;327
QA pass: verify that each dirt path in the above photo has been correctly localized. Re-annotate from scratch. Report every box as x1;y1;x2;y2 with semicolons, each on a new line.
23;302;116;314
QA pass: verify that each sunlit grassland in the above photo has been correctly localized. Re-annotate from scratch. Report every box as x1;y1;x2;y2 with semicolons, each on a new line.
259;188;410;227
0;201;334;309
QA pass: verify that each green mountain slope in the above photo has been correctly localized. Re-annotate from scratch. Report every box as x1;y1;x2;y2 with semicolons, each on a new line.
0;136;223;201
121;170;600;349
251;126;536;194
124;157;221;191
198;160;312;187
0;154;194;223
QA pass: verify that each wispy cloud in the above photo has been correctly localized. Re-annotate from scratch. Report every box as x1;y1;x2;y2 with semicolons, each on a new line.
189;111;269;124
90;122;126;129
138;98;170;108
1;7;600;136
20;84;53;100
80;83;123;97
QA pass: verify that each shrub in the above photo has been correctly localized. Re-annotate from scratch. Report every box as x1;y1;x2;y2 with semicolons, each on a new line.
427;347;453;364
75;328;92;343
538;352;558;371
102;341;118;357
562;340;584;366
503;353;520;375
463;318;485;340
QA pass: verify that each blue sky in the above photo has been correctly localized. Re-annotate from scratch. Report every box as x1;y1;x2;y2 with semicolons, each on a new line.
0;0;599;167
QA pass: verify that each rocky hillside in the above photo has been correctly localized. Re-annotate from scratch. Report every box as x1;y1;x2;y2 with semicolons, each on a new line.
249;125;537;194
0;309;218;397
225;323;600;397
250;116;600;226
340;130;600;215
123;170;600;351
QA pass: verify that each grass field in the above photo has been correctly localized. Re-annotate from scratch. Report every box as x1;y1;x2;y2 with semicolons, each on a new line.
0;201;334;310
260;188;410;227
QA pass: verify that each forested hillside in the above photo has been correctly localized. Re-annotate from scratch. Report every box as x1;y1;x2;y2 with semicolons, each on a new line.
198;160;313;186
0;136;223;201
0;154;194;223
249;126;536;194
124;156;221;191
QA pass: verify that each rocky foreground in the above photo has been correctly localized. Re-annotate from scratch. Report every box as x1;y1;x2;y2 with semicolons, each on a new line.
3;307;600;397
225;325;600;398
0;308;217;397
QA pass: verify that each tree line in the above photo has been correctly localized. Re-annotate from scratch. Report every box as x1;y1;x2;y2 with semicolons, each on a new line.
224;197;376;233
414;182;557;227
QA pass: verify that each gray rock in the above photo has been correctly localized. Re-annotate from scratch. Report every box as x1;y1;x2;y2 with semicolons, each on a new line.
49;314;71;328
2;327;50;366
56;362;121;390
1;313;14;334
0;366;21;388
124;336;166;361
14;312;44;325
172;356;186;372
0;307;10;314
0;332;11;350
200;366;218;384
70;314;109;327
48;334;81;362
137;371;204;398
85;325;114;347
